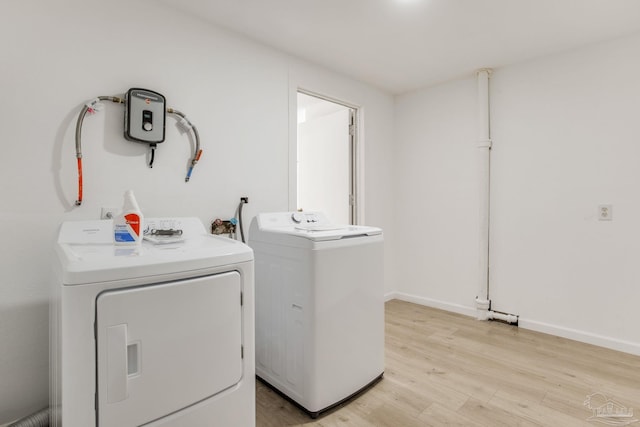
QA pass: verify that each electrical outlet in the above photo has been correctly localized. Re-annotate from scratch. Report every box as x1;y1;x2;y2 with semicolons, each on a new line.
598;204;612;221
101;207;118;219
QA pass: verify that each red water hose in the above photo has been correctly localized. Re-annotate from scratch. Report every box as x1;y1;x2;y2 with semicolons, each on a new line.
75;157;83;206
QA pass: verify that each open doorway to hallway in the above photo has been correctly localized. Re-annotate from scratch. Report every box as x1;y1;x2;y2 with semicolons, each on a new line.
296;92;358;225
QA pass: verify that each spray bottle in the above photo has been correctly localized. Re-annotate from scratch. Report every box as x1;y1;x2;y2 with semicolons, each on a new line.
113;190;144;245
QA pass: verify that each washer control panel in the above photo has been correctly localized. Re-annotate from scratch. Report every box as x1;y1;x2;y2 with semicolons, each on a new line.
257;212;329;228
291;212;321;224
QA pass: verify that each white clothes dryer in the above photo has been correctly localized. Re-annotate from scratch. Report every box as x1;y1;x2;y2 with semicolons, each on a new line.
50;217;255;427
248;212;384;418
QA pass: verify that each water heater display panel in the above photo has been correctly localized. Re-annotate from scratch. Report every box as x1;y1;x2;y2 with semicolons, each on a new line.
124;88;166;143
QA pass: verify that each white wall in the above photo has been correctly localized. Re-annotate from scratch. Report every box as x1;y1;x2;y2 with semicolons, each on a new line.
490;34;640;353
392;78;479;315
0;1;394;423
393;33;640;354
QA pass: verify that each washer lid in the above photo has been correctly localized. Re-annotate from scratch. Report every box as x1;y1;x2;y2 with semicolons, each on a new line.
289;224;382;241
56;218;253;285
250;212;382;242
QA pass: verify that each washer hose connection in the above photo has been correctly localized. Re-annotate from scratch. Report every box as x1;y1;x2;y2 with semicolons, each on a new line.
74;95;203;206
74;96;124;206
166;108;202;182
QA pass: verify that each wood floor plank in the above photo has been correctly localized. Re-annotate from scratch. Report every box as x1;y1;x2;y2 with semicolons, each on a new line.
457;398;540;427
256;299;640;426
417;402;486;426
487;389;587;427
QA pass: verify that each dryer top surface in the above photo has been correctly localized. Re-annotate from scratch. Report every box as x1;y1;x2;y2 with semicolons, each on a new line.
56;217;253;285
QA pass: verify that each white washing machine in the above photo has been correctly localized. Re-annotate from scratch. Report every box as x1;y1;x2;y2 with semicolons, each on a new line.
248;212;384;417
50;217;255;427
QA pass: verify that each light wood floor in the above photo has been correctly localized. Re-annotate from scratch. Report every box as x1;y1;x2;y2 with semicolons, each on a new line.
256;299;640;426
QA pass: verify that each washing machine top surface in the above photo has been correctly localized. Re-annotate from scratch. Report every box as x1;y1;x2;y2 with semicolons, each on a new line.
250;212;382;242
56;217;253;285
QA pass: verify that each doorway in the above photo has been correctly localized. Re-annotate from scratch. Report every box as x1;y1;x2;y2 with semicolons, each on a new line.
296;92;357;225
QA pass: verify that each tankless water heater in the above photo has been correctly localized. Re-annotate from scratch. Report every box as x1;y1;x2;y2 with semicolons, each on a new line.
124;88;166;143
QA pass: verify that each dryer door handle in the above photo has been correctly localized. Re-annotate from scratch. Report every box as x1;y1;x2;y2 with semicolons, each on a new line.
106;324;128;403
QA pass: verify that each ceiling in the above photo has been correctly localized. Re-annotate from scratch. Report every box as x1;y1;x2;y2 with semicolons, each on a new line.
159;0;640;95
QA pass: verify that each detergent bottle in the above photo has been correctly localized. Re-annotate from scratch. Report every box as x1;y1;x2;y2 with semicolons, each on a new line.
113;190;143;245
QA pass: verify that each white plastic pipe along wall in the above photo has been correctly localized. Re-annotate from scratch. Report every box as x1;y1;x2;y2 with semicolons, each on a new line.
476;69;492;320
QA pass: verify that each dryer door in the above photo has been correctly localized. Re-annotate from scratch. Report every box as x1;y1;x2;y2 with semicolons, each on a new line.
96;271;243;427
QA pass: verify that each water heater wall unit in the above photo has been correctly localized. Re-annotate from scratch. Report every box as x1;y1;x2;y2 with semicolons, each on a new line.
124;88;166;143
74;89;202;205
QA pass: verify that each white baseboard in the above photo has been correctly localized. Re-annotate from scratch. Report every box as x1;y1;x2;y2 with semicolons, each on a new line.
383;291;397;302
519;318;640;356
385;291;476;318
385;291;640;356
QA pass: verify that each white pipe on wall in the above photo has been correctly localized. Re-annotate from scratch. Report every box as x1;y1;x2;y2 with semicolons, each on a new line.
487;311;519;325
476;69;492;320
